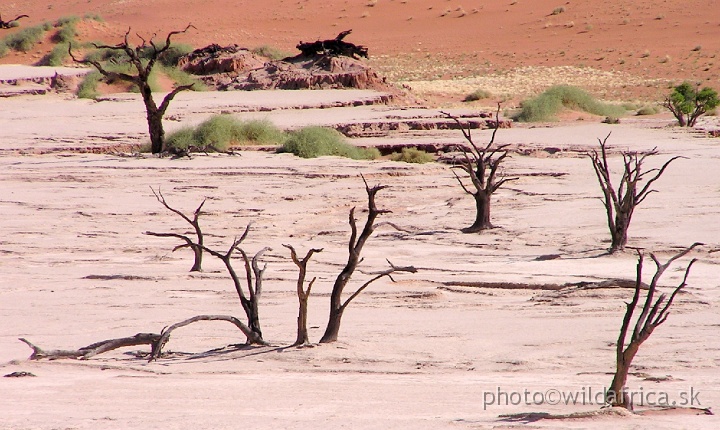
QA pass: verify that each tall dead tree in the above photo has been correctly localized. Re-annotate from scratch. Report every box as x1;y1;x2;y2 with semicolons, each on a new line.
443;106;517;233
319;179;416;344
145;187;206;272
0;14;28;29
588;134;682;253
284;244;323;346
607;243;701;409
68;25;195;154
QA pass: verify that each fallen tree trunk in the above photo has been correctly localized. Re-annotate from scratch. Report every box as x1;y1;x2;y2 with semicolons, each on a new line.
19;313;267;361
19;334;162;360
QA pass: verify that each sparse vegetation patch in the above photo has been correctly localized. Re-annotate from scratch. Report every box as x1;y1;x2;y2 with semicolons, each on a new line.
515;85;626;122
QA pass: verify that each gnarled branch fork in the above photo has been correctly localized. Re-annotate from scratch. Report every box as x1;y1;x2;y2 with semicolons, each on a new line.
145;186;207;271
284;244;323;346
607;242;702;409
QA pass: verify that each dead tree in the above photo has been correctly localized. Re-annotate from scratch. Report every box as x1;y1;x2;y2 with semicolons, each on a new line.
68;25;195;154
296;29;368;58
145;187;206;272
284;244;323;346
0;14;28;29
186;225;269;343
319;179;416;343
606;243;701;409
588;134;682;253
443;106;517;233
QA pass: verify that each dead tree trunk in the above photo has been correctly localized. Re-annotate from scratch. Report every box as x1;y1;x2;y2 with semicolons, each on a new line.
145;186;206;271
19;314;267;361
588;134;683;253
68;25;195;154
0;14;28;29
443;105;517;233
284;244;323;346
319;178;416;343
606;243;701;409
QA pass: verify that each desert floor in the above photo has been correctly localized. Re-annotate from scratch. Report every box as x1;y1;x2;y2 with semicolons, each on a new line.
1;88;719;429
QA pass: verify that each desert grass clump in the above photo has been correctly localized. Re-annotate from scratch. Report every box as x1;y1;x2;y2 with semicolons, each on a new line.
636;105;661;116
515;85;626;122
282;127;379;160
37;43;70;66
166;116;285;153
158;64;206;90
251;45;292;61
551;6;566;15
76;71;102;99
463;88;493;102
2;24;46;52
390;147;435;163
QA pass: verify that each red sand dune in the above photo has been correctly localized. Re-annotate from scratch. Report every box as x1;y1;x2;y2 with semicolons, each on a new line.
2;0;719;86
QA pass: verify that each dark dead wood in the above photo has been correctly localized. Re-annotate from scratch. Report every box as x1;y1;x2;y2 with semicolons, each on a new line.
68;25;195;154
588;134;684;253
284;244;323;346
0;14;28;29
145;186;207;271
149;314;267;361
319;176;414;343
442;104;517;233
19;334;162;360
607;243;702;409
296;29;368;59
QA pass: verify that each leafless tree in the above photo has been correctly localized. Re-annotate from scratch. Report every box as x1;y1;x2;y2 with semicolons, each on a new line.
68;25;195;154
145;187;206;272
0;13;28;29
284;244;323;346
319;178;416;343
443;106;517;233
606;243;701;409
588;134;682;253
190;225;269;343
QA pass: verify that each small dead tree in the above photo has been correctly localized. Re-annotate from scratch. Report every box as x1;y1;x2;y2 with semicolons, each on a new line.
0;14;28;29
319;179;416;344
189;225;269;343
284;244;323;346
607;243;701;409
68;25;195;154
145;187;206;272
443;106;517;233
588;134;682;253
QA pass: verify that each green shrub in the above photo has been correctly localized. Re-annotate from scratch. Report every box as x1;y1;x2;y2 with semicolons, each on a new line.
463;89;493;102
390;147;435;163
0;41;8;58
165;116;286;153
515;85;626;122
83;13;104;22
251;45;292;60
37;42;69;66
636;105;661;115
76;71;102;99
158;64;206;90
664;81;720;126
282;127;379;160
3;25;46;52
53;22;78;44
157;43;194;66
234;119;286;144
